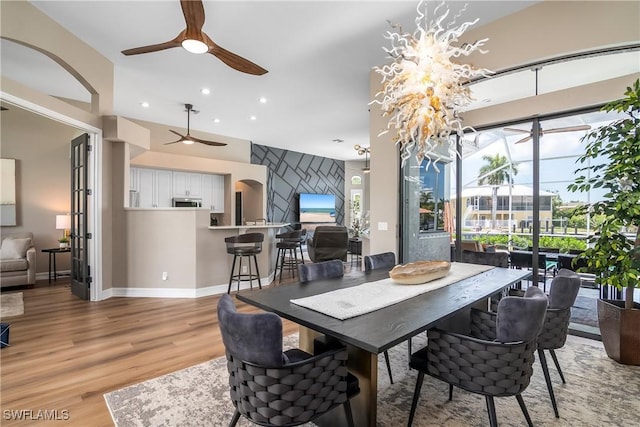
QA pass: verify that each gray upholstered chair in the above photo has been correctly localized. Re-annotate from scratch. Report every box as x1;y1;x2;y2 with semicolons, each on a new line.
363;252;396;272
484;269;581;418
217;294;359;427
407;286;549;427
536;269;582;418
306;226;348;262
297;259;344;283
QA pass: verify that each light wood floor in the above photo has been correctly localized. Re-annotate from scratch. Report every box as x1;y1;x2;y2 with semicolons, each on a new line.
0;278;299;426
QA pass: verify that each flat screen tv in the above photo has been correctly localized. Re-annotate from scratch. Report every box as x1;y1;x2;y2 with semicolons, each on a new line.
299;193;336;223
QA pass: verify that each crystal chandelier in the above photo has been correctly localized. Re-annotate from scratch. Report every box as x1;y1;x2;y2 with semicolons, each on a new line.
372;1;491;168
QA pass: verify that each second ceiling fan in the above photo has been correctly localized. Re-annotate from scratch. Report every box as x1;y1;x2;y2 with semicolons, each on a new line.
504;124;592;144
165;104;226;147
122;0;267;76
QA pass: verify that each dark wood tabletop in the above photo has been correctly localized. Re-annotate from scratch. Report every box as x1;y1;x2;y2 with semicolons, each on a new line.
236;266;532;354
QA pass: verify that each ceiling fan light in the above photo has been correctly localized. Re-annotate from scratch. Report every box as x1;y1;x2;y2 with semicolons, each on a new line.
182;39;208;54
182;139;195;145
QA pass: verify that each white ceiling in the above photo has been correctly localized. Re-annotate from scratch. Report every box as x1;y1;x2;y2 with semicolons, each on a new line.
2;1;541;160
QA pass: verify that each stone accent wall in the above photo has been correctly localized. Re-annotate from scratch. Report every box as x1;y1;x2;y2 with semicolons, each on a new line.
251;144;345;226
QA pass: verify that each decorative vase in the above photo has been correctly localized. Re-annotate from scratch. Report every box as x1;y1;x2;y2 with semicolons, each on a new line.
597;299;640;366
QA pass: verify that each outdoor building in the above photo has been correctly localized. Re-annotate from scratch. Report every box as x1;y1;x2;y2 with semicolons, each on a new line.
457;184;554;230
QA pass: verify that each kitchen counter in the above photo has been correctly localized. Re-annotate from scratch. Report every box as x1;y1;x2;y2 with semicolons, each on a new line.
208;223;290;230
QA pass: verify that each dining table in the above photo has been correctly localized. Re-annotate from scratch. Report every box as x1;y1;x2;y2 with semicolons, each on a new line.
236;263;532;427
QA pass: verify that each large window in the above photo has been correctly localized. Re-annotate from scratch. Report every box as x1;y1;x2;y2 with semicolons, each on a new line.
399;46;638;262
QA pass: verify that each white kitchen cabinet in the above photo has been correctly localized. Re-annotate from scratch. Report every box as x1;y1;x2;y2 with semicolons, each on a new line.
202;174;225;212
131;168;224;211
172;172;202;198
212;174;225;213
131;167;172;208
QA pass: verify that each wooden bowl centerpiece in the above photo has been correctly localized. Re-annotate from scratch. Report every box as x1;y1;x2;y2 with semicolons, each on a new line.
389;260;451;285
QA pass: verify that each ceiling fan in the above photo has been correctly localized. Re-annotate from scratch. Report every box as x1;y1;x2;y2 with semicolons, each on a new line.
121;0;267;76
165;104;227;147
504;124;592;144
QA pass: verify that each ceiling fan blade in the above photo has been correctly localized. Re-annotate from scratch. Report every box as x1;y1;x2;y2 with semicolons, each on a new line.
206;36;268;75
503;127;530;134
164;139;183;145
169;129;186;138
122;37;182;56
514;135;532;144
180;0;205;30
189;135;227;147
542;125;592;134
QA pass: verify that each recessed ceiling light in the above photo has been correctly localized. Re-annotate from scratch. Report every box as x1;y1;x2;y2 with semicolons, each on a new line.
250;116;257;121
201;88;210;95
259;97;267;104
213;118;220;123
140;101;150;108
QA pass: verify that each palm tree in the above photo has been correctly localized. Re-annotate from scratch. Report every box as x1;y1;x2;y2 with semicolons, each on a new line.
478;154;518;229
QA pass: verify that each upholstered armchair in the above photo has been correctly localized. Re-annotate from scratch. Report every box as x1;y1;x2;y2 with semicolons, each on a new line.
306;226;348;263
0;232;36;288
408;287;548;427
217;294;359;427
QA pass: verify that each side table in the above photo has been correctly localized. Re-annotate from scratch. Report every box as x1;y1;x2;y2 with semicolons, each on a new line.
41;248;71;283
348;238;362;269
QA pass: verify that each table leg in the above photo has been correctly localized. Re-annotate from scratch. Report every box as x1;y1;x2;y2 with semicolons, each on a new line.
299;326;378;427
48;252;53;284
53;252;57;281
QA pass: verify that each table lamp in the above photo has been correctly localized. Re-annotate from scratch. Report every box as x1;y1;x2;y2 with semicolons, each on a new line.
56;214;71;239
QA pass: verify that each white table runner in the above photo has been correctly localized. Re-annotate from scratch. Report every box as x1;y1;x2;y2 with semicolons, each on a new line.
290;263;494;320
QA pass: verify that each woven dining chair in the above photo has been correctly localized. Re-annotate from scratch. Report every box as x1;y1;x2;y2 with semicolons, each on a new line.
297;259;344;283
217;294;359;427
407;286;549;427
537;269;582;418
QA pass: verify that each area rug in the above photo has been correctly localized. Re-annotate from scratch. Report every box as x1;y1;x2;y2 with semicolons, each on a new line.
0;292;24;318
571;295;599;328
104;334;640;427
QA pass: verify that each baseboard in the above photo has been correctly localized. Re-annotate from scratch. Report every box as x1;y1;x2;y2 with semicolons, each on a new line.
103;274;274;299
36;270;70;281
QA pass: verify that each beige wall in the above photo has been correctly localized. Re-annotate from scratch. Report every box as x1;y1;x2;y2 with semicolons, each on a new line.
0;105;82;274
1;1;113;119
131;118;250;164
369;1;639;260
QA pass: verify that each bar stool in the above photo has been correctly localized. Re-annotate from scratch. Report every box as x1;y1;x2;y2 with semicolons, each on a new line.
274;229;304;283
225;233;264;294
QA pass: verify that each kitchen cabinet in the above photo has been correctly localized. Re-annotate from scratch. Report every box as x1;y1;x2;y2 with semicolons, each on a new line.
131;167;224;211
132;167;172;208
202;174;225;213
173;172;202;198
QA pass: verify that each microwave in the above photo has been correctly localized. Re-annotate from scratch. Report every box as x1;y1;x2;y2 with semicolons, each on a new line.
172;197;202;208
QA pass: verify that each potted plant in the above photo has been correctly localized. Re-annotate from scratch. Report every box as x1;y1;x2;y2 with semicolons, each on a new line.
568;79;640;365
349;198;362;239
58;237;70;248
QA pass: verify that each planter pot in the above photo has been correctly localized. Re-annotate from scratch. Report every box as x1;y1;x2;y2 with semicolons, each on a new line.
597;299;640;366
59;243;69;249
